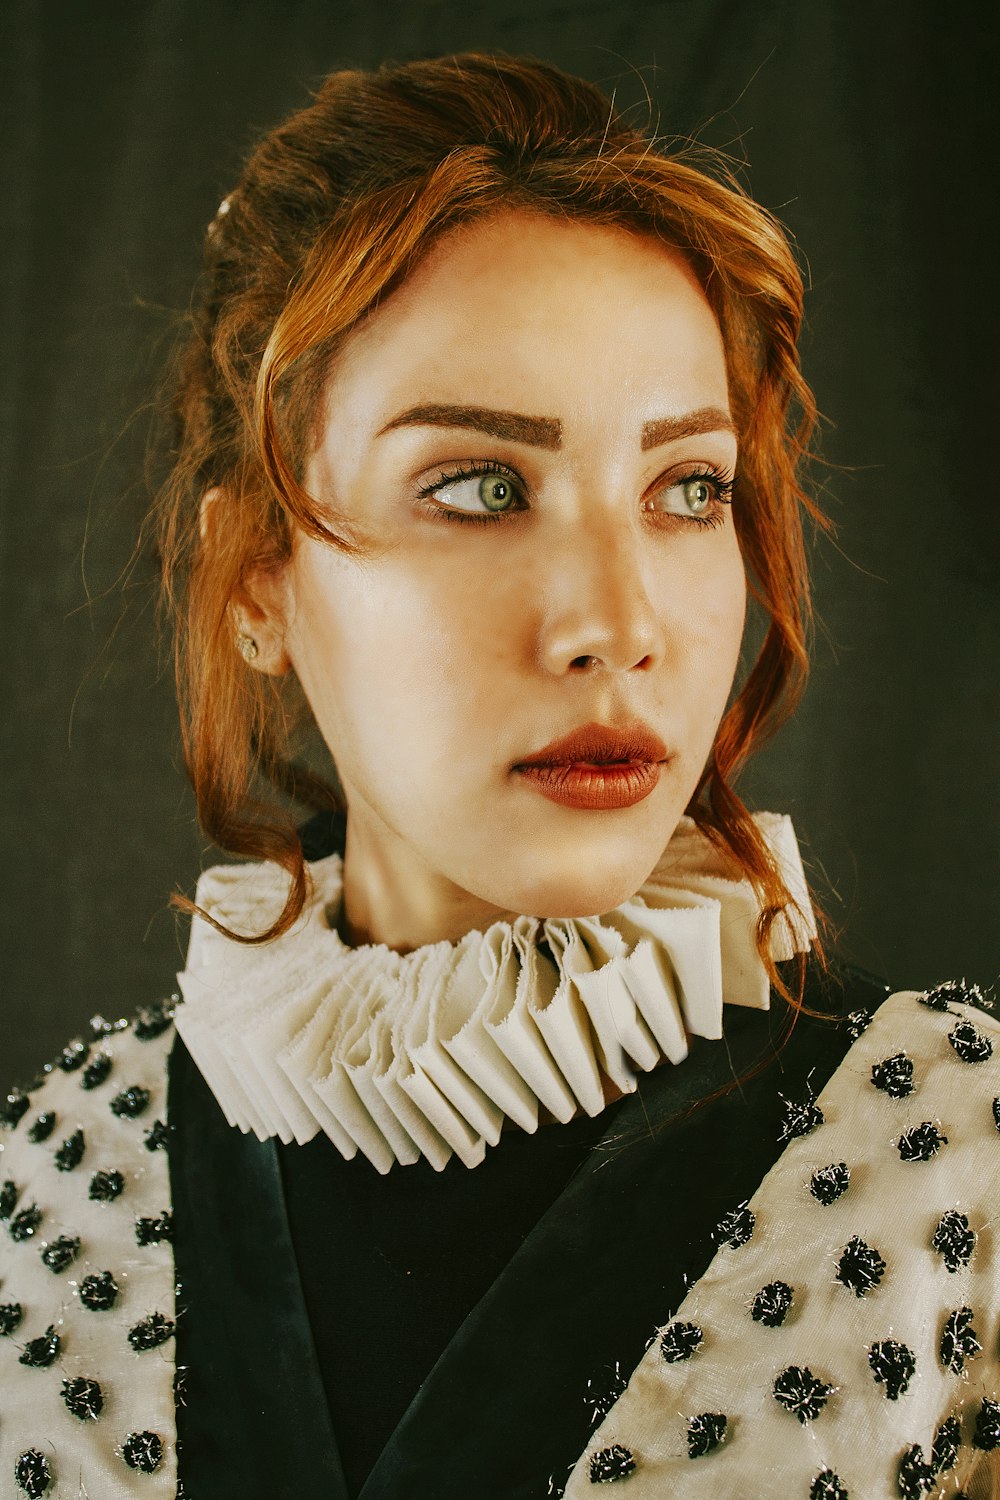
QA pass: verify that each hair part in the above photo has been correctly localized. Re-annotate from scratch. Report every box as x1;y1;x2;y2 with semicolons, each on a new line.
152;52;827;999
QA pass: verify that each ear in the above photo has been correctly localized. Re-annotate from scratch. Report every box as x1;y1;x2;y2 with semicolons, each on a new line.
200;487;293;677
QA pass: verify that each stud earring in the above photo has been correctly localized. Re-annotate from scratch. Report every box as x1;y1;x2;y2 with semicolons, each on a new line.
235;632;259;663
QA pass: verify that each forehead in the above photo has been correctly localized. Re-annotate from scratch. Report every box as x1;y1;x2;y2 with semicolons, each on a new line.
322;209;729;428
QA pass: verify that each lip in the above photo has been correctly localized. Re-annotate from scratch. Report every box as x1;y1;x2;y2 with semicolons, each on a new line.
515;760;663;810
512;720;669;811
513;720;668;768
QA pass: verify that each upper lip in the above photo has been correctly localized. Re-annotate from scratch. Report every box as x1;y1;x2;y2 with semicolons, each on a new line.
513;720;668;768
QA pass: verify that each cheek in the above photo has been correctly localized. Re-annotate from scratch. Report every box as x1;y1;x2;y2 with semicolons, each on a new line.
289;549;501;756
661;535;747;710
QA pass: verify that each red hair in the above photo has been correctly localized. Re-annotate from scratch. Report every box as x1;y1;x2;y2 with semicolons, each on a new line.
153;53;826;996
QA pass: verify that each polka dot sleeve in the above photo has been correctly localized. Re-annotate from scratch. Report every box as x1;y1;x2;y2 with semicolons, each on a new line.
565;985;1000;1499
0;1004;177;1498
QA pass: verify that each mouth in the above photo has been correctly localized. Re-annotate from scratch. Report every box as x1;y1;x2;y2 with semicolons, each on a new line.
512;721;668;811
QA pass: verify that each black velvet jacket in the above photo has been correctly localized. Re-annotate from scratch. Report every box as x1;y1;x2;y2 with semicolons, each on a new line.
170;815;888;1500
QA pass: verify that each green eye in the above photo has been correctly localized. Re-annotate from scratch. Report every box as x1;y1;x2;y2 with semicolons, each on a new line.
683;478;713;514
479;475;514;511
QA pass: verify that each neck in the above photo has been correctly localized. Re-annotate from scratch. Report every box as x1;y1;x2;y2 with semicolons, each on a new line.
337;809;521;953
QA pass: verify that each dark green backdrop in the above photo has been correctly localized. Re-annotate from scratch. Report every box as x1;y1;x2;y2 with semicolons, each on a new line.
2;0;997;1087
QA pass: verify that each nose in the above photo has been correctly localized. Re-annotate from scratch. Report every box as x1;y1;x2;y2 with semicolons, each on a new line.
535;513;664;677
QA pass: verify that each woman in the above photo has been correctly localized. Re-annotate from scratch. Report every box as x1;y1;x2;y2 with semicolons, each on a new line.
0;52;996;1500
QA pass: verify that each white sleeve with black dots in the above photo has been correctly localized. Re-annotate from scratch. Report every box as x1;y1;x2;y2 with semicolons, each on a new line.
0;1003;178;1498
565;986;1000;1500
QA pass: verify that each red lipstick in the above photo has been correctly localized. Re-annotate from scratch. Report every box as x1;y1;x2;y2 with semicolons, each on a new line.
512;721;668;811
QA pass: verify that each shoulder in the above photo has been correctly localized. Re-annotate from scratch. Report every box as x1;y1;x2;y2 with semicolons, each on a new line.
787;975;1000;1216
0;998;179;1494
834;976;998;1094
0;997;178;1201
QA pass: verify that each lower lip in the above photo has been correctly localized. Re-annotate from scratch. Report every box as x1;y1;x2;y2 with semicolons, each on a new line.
513;760;664;810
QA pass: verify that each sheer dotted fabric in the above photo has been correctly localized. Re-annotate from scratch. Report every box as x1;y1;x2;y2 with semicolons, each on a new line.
565;991;1000;1499
0;1007;177;1497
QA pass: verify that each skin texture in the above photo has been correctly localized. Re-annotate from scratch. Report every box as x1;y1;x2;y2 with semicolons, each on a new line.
242;210;747;953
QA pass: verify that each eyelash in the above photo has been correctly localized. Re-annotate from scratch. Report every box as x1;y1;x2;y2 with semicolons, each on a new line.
416;460;736;527
416;460;526;525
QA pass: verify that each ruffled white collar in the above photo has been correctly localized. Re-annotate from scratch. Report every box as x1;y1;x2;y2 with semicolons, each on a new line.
174;813;814;1173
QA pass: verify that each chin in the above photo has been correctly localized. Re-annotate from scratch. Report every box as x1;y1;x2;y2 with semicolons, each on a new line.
491;860;661;922
476;807;682;920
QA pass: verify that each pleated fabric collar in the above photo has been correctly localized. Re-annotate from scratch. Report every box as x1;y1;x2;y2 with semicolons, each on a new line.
174;813;814;1173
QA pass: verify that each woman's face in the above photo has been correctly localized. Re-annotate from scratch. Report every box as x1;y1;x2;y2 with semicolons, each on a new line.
263;209;746;947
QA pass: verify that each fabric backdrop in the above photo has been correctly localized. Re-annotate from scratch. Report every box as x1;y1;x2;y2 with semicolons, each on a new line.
2;0;997;1087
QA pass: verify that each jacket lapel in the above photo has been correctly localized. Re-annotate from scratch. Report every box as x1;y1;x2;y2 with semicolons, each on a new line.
169;1032;350;1500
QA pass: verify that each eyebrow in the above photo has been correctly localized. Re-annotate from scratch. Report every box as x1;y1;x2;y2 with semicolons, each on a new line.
376;402;735;451
377;403;561;449
640;407;736;449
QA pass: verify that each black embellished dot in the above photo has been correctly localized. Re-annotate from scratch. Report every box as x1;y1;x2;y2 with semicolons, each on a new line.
897;1445;937;1498
778;1085;824;1142
41;1234;81;1273
919;981;959;1010
133;998;176;1041
897;1121;947;1162
835;1236;886;1297
810;1471;848;1500
26;1111;56;1142
867;1338;916;1399
62;1375;104;1420
0;1300;23;1334
110;1085;150;1119
19;1324;61;1367
1;1089;30;1129
128;1311;175;1351
659;1320;703;1363
122;1431;163;1474
584;1362;627;1424
810;1162;850;1205
973;1397;1000;1451
921;978;989;1011
932;1415;960;1472
587;1444;635;1483
54;1128;85;1171
79;1270;119;1310
870;1052;915;1098
932;1210;976;1272
135;1212;173;1246
9;1204;42;1241
686;1412;727;1458
57;1038;90;1072
712;1201;755;1249
144;1119;172;1151
772;1364;834;1423
89;1169;125;1203
14;1449;52;1497
845;1009;871;1041
0;1178;18;1219
993;1097;1000;1133
751;1280;793;1327
940;1306;980;1373
81;1052;112;1090
948;1017;993;1063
